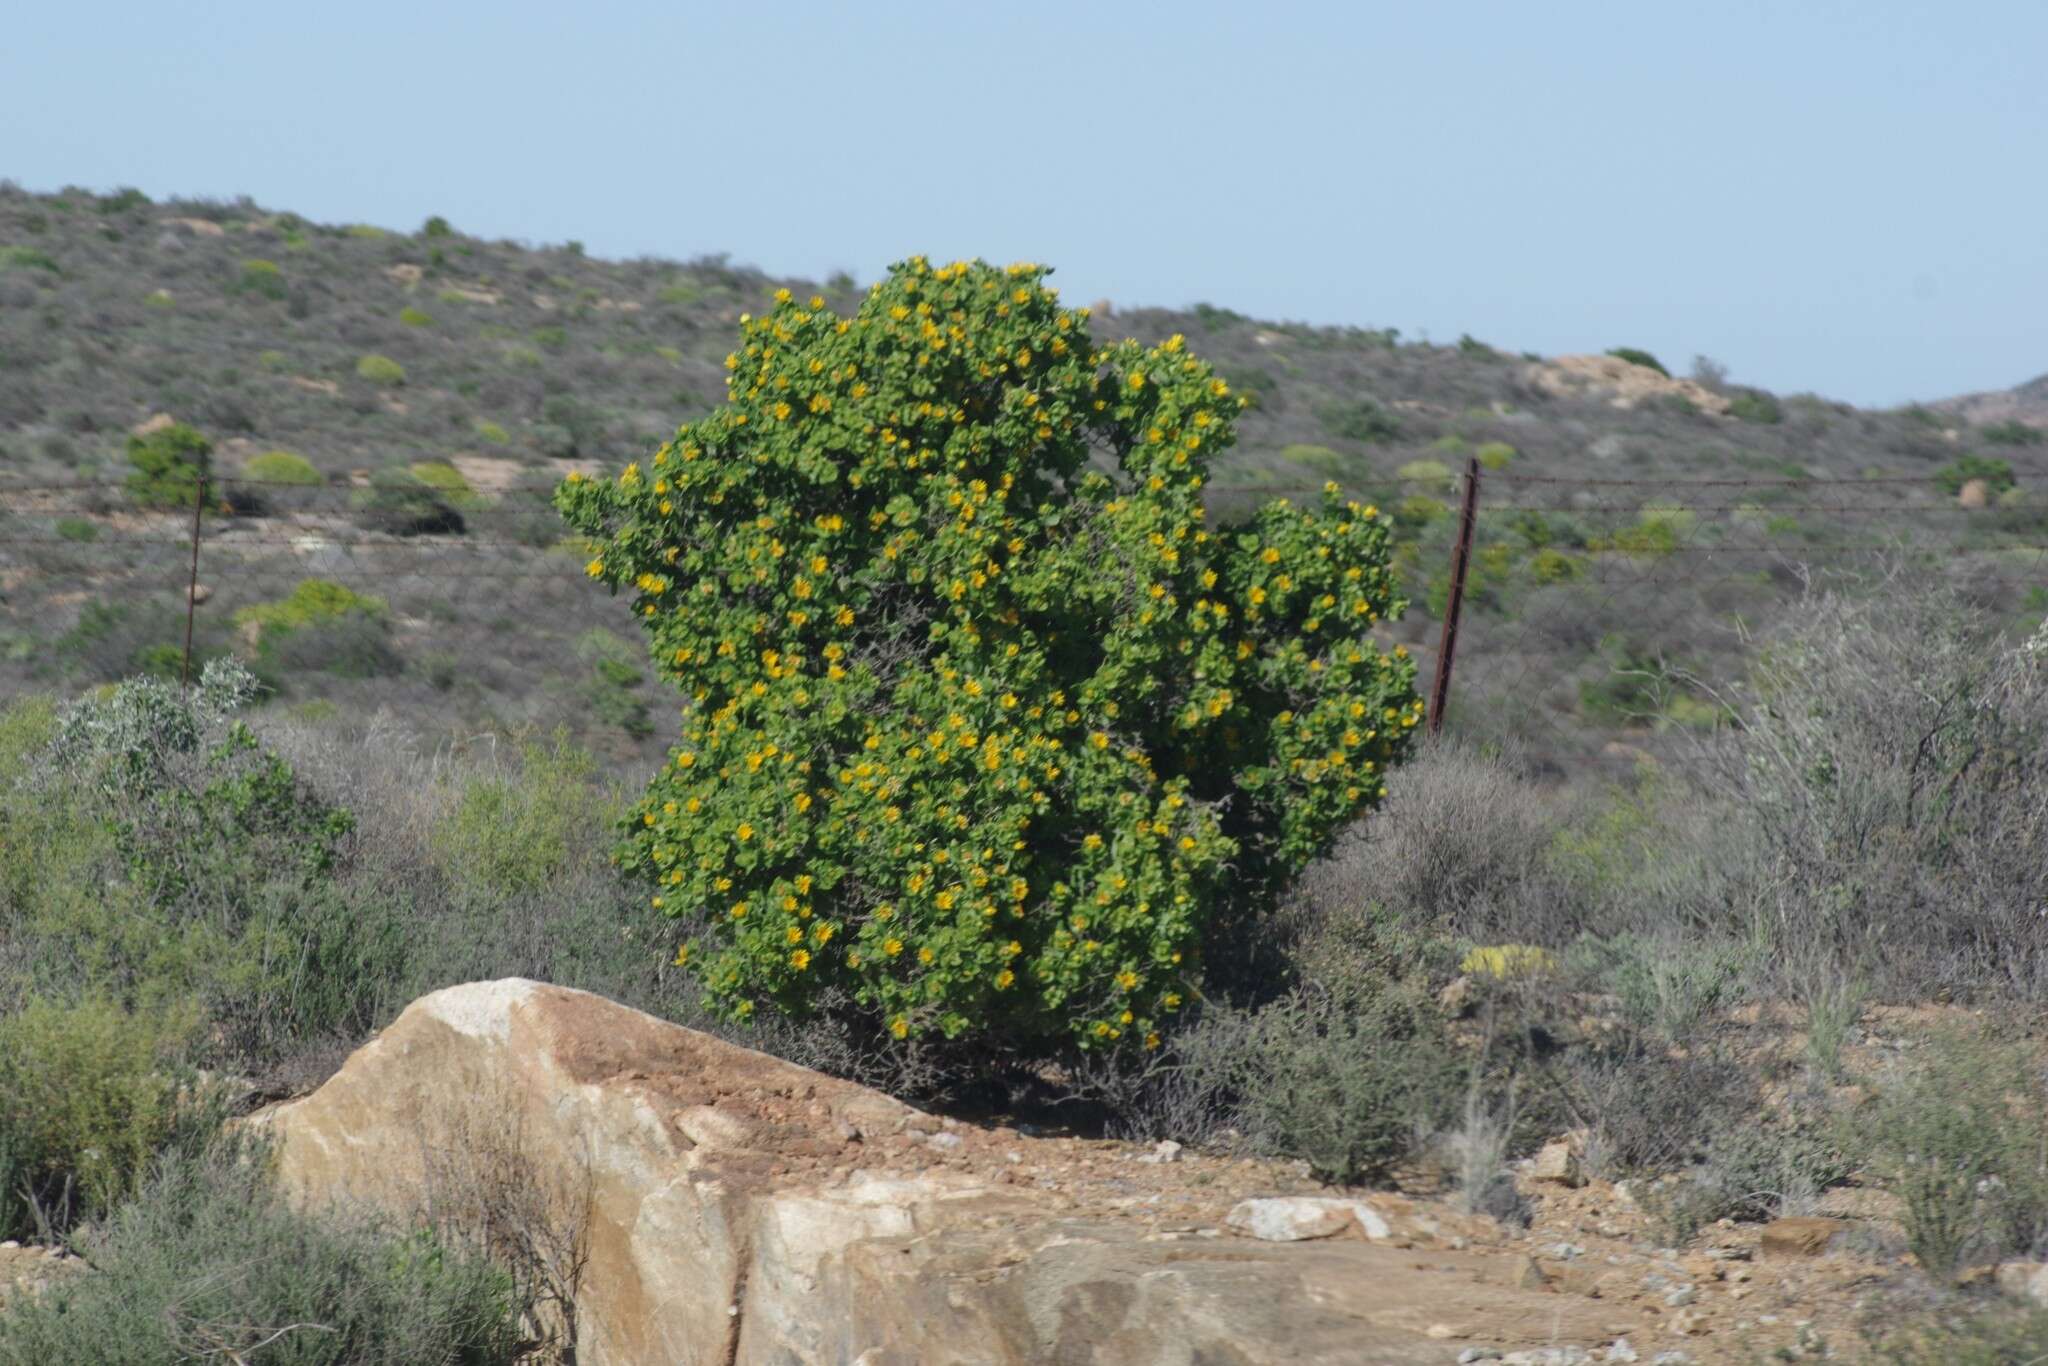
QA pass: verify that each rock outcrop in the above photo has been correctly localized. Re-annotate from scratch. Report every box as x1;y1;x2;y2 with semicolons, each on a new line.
1523;355;1732;416
257;980;1609;1365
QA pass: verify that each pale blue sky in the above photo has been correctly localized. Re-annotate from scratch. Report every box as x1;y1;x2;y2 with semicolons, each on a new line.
5;1;2043;406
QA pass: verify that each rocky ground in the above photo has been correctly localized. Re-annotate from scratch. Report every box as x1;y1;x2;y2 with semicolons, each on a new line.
220;979;2021;1364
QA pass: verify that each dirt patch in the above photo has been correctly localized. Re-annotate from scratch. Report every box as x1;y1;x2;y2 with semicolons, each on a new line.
450;456;531;495
0;1242;84;1312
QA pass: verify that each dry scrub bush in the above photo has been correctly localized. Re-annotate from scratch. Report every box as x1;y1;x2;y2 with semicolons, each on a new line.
1701;587;2048;997
412;1084;594;1362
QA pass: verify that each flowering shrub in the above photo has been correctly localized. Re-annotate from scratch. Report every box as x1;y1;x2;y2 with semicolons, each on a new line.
558;257;1421;1050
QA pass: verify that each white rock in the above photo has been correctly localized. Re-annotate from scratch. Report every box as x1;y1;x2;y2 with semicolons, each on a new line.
1223;1197;1393;1243
1604;1338;1639;1363
1144;1140;1184;1164
926;1131;964;1153
1996;1259;2048;1306
1664;1285;1695;1307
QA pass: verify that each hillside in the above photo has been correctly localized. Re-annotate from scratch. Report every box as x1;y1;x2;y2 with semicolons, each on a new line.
2;181;2044;774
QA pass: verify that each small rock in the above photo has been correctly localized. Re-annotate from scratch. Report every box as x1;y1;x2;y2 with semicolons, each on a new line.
189;584;212;605
1650;1355;1690;1366
1759;1216;1845;1258
1004;1150;1022;1164
1143;1140;1183;1164
1426;1322;1462;1339
1223;1197;1392;1243
1548;1241;1586;1260
1507;1254;1550;1291
0;1241;15;1250
1438;975;1478;1015
1531;1139;1583;1186
1725;1266;1752;1284
1458;1350;1500;1364
1664;1285;1696;1307
1667;1308;1705;1337
926;1131;964;1153
1604;1340;1639;1364
1995;1259;2048;1306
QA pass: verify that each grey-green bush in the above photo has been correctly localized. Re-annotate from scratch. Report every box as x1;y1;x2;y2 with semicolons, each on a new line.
0;1140;520;1365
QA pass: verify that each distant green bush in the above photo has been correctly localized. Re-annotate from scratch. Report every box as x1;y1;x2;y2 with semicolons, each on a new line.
235;579;386;646
355;353;406;386
1529;548;1579;583
474;419;511;445
1396;494;1449;529
531;325;567;350
344;223;389;239
233;258;286;301
408;460;478;506
1475;441;1516;470
0;245;60;273
0;1140;522;1365
54;516;98;543
399;305;436;327
421;214;455;238
1606;347;1668;375
243;450;321;486
1279;443;1345;476
1396;459;1456;493
124;421;212;511
657;282;701;306
0;997;199;1240
1727;390;1783;424
1935;453;2016;497
1318;396;1403;445
1981;419;2045;447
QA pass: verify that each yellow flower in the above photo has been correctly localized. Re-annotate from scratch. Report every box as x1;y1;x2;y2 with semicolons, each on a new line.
884;938;904;957
995;969;1015;989
672;944;690;966
735;821;754;841
787;927;804;944
789;949;811;970
585;558;605;578
890;1016;909;1039
1116;970;1138;990
918;946;935;964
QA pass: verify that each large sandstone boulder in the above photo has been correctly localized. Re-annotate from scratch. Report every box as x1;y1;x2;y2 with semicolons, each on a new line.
257;981;1610;1364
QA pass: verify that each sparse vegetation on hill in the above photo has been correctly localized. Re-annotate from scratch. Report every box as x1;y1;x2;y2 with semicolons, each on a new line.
3;182;2045;770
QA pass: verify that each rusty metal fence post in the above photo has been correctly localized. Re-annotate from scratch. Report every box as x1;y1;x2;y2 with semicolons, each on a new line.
1426;457;1481;737
181;473;206;688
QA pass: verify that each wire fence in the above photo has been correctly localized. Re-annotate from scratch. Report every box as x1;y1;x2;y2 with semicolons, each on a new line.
3;464;2044;783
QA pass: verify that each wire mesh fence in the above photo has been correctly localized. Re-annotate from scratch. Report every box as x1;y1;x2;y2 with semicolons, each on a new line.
4;465;2045;785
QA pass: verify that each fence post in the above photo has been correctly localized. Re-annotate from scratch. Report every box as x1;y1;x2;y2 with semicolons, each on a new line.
1426;456;1481;737
181;473;206;689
